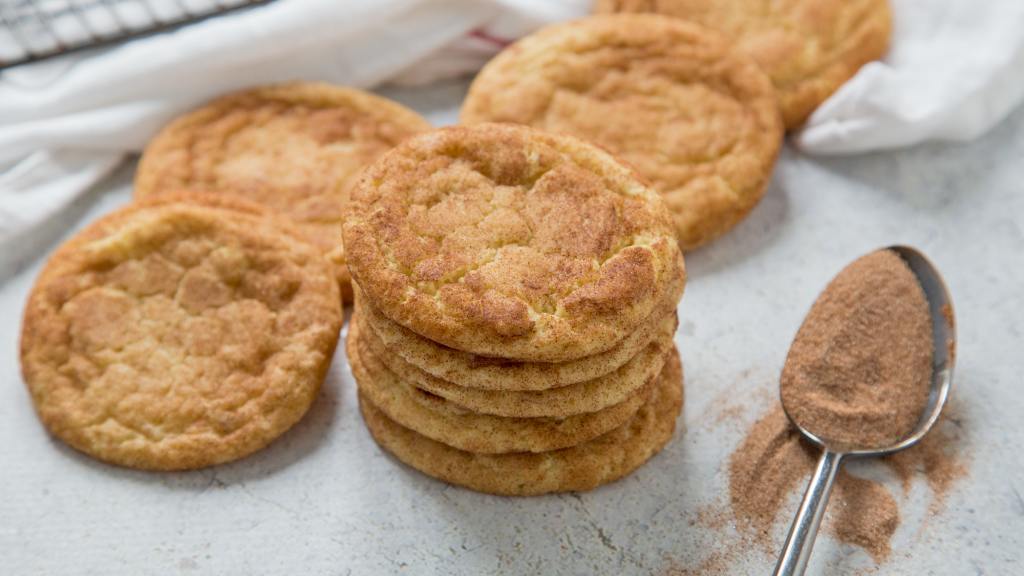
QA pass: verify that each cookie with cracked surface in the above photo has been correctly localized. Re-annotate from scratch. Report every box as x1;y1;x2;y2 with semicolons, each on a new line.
359;347;684;496
461;15;782;250
343;123;685;362
355;299;675;418
355;282;677;394
20;197;343;470
594;0;892;129
135;82;432;302
348;318;649;453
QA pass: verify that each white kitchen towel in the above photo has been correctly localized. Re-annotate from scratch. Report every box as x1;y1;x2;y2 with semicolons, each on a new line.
1;0;1023;272
795;0;1024;154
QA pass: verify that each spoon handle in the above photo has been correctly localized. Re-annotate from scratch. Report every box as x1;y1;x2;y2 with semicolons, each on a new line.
772;449;844;576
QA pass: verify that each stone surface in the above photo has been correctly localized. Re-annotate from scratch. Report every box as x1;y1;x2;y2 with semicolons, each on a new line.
1;79;1021;574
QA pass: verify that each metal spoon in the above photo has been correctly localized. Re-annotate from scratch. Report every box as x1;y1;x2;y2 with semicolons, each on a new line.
772;246;956;576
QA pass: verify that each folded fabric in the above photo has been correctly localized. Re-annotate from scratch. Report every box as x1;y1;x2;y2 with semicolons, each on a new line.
796;0;1024;154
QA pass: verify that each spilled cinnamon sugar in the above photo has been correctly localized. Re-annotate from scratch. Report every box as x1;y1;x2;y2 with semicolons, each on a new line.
832;472;900;561
887;415;967;511
728;408;816;542
725;405;967;563
660;399;966;575
780;249;934;449
728;408;899;561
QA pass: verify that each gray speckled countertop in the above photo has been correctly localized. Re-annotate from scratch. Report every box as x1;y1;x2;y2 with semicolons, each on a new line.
2;79;1022;575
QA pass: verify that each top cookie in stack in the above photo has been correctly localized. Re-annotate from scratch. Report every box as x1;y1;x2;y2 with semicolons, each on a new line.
343;123;686;496
343;123;685;362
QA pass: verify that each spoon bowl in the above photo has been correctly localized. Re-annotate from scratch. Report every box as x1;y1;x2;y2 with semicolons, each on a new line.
785;245;957;456
773;245;956;576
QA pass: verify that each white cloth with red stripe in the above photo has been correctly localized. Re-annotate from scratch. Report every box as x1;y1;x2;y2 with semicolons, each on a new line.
1;0;1022;270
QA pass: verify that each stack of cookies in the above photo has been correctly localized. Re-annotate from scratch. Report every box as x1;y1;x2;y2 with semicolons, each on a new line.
343;123;687;496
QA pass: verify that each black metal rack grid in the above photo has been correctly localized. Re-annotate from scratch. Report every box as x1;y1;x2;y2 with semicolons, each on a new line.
0;0;272;70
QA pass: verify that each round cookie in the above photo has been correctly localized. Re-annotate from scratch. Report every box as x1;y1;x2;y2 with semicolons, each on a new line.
356;282;677;392
461;15;782;250
343;123;685;361
595;0;893;129
135;82;433;302
20;197;343;470
359;347;684;496
348;319;648;454
355;305;675;418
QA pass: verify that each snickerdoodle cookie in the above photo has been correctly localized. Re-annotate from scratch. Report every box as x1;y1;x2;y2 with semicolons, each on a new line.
359;347;683;496
355;302;674;418
595;0;892;129
356;283;677;393
349;319;648;453
461;15;782;250
135;83;432;301
20;195;343;470
343;123;685;362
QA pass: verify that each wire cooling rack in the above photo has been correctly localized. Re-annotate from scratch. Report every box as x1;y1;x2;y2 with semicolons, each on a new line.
0;0;272;70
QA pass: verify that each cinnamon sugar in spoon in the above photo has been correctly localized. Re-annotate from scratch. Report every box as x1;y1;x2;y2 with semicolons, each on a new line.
772;246;956;576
